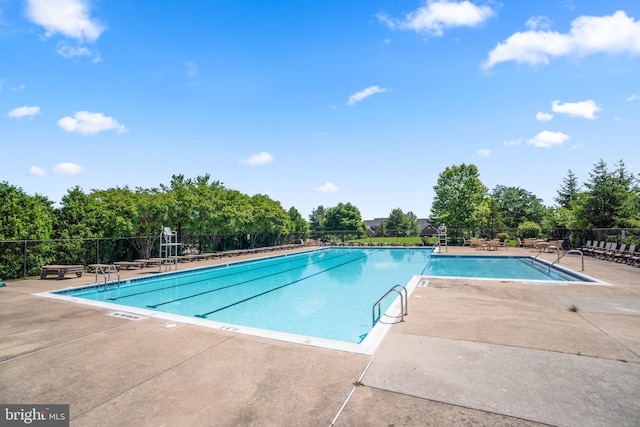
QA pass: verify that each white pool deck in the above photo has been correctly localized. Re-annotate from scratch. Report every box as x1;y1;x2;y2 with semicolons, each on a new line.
1;246;639;426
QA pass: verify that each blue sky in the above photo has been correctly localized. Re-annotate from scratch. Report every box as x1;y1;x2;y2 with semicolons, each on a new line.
2;0;639;220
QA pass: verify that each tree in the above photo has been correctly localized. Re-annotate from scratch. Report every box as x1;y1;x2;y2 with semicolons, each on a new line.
572;159;630;229
287;207;309;234
56;186;101;239
323;203;366;232
555;169;580;209
406;211;420;236
246;194;290;247
309;205;326;231
490;185;544;230
0;182;55;278
430;164;489;230
386;208;410;235
55;186;103;264
385;208;420;236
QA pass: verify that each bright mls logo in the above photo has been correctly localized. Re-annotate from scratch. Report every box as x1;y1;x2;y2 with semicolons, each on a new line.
1;405;69;426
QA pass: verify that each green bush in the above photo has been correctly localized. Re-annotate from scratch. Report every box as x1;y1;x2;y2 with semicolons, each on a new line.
518;221;542;239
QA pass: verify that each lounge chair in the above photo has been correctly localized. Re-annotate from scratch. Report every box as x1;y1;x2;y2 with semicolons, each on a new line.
623;245;638;266
620;244;636;264
609;244;626;262
578;240;592;252
581;241;597;256
114;260;146;269
40;265;84;280
594;242;614;259
586;241;605;257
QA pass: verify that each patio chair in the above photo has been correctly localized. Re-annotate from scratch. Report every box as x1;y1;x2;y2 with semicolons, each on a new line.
598;242;616;260
609;244;626;262
586;241;604;257
578;240;592;252
620;245;636;264
547;240;563;253
486;239;499;251
595;242;615;259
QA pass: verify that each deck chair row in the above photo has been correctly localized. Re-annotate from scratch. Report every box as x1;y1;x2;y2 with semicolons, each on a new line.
578;241;640;266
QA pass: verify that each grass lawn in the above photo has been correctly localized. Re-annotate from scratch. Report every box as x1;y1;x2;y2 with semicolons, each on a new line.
347;236;437;244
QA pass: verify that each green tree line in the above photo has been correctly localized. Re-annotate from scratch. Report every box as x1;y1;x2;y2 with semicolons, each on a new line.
2;159;639;278
429;159;640;245
0;174;308;279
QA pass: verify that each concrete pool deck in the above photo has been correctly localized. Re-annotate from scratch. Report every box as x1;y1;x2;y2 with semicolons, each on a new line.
1;246;639;426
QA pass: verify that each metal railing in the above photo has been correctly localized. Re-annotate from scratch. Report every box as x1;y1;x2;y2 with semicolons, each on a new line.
552;250;585;272
96;264;120;289
372;284;408;326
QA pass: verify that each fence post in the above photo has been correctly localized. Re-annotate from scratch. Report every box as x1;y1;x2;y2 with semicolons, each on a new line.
23;240;27;279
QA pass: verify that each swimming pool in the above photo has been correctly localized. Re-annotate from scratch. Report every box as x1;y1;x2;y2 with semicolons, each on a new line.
49;248;432;353
43;248;601;354
423;255;597;282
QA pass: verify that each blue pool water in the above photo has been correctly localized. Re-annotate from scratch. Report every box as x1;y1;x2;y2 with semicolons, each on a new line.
422;255;595;282
55;248;432;344
52;248;595;347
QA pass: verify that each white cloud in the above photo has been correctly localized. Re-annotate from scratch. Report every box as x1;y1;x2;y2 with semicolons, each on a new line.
526;16;552;31
627;94;639;101
7;105;40;118
483;11;640;69
536;112;553;122
347;86;387;106
378;0;495;37
240;152;274;166
26;0;104;42
503;139;521;147
56;42;93;58
527;130;569;148
536;112;553;121
551;99;602;119
315;182;339;193
476;148;491;157
53;162;84;174
29;166;46;176
58;111;127;135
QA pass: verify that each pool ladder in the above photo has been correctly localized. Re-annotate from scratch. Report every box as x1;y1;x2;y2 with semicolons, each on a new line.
96;264;120;289
551;250;585;272
372;284;408;326
531;249;585;273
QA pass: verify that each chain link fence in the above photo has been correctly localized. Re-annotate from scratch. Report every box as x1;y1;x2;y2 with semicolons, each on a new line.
2;228;639;280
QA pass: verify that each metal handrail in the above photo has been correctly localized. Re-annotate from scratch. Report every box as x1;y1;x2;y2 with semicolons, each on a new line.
372;284;408;326
551;250;584;271
97;264;120;289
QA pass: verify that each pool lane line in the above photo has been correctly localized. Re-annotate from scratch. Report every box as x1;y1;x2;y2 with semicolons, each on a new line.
145;249;379;309
194;250;380;318
107;250;319;301
107;248;354;302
